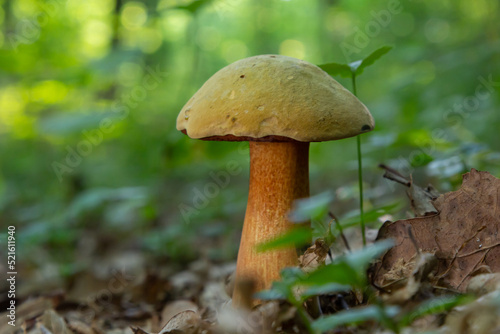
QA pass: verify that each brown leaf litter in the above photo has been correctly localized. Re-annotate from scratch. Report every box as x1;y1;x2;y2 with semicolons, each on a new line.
373;169;500;292
379;163;440;217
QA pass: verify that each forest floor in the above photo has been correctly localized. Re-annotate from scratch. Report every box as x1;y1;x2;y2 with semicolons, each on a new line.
1;168;500;334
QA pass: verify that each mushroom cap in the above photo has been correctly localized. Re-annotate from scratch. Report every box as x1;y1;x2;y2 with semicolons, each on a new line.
176;55;374;142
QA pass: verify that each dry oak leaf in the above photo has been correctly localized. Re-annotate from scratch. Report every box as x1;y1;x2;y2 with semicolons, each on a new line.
373;169;500;292
299;239;329;274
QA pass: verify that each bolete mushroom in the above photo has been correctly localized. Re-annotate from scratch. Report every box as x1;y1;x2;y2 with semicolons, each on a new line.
176;55;374;307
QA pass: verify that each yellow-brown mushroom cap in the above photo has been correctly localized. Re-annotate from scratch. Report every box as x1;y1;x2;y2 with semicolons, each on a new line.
176;55;374;142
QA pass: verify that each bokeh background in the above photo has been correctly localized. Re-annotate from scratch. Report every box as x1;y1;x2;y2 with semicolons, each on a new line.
0;0;499;295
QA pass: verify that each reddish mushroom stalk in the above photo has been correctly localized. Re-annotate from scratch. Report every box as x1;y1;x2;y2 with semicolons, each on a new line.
232;141;310;306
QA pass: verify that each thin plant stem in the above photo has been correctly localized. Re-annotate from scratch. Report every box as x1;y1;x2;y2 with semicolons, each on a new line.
328;212;351;251
351;74;357;96
357;136;366;246
351;74;366;246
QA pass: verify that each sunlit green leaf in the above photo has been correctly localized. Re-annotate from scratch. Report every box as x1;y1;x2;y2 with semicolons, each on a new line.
319;46;392;78
318;62;352;78
410;152;434;167
352;46;393;76
348;60;363;73
174;0;213;13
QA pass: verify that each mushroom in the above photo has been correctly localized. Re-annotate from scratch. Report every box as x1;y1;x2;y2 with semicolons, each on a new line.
176;55;374;307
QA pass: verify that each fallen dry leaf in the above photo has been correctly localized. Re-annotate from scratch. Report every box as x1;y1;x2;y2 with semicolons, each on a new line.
466;273;500;296
373;169;500;292
169;270;202;300
444;290;500;334
299;239;329;274
379;164;439;217
217;301;290;334
407;181;439;217
0;297;55;334
36;310;70;334
161;300;199;324
65;317;96;334
200;281;230;321
159;310;203;334
130;326;150;334
379;252;438;304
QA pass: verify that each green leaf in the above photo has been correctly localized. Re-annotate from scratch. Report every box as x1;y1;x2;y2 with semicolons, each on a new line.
289;191;333;223
255;288;287;300
302;261;361;287
301;283;351;299
318;62;352;78
339;202;401;229
255;267;306;300
319;46;392;78
348;60;363;73
280;266;307;281
174;0;213;13
302;240;394;288
399;295;474;327
38;111;118;135
352;45;393;76
312;305;399;332
344;239;394;273
410;152;434;167
67;187;148;220
256;226;311;252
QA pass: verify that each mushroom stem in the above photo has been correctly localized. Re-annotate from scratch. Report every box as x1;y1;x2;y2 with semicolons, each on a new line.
232;141;310;307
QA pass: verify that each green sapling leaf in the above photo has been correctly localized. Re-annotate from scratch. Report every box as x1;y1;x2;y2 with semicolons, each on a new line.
351;45;393;76
318;62;352;78
318;45;393;78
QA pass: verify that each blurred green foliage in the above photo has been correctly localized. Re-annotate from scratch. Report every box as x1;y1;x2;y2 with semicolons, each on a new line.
257;242;472;333
0;0;499;279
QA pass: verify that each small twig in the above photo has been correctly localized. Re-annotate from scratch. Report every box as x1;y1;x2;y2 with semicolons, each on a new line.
337;294;350;310
327;248;334;263
379;163;411;186
328;212;351;252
